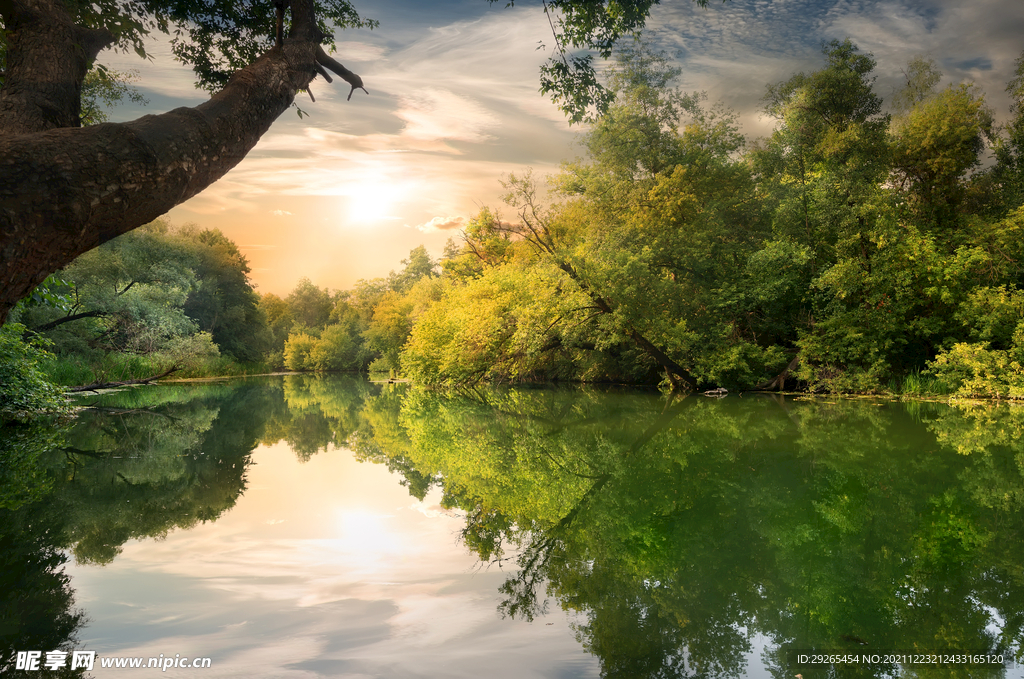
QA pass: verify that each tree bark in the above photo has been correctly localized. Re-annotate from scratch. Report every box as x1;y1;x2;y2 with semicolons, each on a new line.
0;0;359;322
0;0;114;134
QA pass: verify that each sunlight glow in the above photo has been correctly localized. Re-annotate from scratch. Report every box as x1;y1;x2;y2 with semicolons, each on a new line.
333;509;403;558
345;182;402;224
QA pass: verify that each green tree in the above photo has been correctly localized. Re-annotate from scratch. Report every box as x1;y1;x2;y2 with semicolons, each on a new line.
440;208;516;281
890;83;994;230
890;56;942;114
284;332;318;371
364;292;414;374
286;278;333;330
12;221;269;381
259;292;295;366
180;227;270;362
17;223;203;369
756;39;889;260
388;244;438;294
0;325;70;422
993;50;1024;214
403;261;597;385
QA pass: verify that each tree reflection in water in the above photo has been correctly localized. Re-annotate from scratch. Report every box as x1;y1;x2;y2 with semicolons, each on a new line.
0;383;266;675
369;387;1024;679
3;376;1024;678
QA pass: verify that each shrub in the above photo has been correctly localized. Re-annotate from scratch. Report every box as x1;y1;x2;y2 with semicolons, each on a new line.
927;340;1024;399
0;324;71;422
283;332;317;371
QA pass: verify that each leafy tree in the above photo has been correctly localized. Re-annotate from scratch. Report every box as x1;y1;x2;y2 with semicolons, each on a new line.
756;39;889;261
993;50;1024;214
283;331;318;371
278;246;443;375
387;244;438;294
17;222;199;358
180;227;270;362
258;292;294;369
890;83;994;230
498;0;717;125
440;208;516;281
364;270;443;374
890;56;942;115
12;221;271;380
403;260;597;385
575;41;705;183
419;46;770;389
286;278;334;330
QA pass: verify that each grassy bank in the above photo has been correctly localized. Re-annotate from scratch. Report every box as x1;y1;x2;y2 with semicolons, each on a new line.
42;352;272;387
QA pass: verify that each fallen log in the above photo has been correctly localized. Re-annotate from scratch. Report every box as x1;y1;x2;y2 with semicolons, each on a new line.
66;366;180;393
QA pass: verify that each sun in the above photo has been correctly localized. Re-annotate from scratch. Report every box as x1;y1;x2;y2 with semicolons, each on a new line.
345;181;401;225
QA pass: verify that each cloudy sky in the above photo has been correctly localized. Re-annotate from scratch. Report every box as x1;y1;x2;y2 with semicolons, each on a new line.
99;0;1024;297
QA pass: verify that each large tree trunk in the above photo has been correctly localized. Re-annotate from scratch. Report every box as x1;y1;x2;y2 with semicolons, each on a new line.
0;0;360;322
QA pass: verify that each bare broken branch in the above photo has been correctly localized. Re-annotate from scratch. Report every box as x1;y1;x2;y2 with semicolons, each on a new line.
315;46;368;100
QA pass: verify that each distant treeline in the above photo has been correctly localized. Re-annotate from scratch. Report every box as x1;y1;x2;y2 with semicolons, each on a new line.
5;218;443;387
8;39;1024;398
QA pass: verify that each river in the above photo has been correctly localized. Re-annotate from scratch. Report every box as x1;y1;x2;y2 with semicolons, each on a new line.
2;375;1023;677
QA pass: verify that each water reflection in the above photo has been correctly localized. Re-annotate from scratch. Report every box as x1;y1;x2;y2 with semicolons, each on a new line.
2;377;1024;677
0;384;264;676
369;387;1024;678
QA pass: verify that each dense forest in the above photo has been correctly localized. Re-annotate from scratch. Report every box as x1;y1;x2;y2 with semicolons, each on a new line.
4;39;1024;418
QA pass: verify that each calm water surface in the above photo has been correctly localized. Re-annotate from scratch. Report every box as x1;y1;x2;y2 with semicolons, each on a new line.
3;375;1024;678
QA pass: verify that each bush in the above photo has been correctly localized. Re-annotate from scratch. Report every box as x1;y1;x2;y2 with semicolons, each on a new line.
927;338;1024;399
283;332;317;371
308;324;360;371
156;331;220;373
0;324;71;422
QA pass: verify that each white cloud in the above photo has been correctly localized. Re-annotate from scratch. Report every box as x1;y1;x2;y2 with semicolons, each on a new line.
271;209;293;216
332;40;390;62
395;89;499;147
413;215;466;232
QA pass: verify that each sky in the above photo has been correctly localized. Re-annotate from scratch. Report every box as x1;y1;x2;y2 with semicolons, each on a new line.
98;0;1024;297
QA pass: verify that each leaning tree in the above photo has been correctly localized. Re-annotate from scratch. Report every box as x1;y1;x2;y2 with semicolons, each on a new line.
0;0;682;322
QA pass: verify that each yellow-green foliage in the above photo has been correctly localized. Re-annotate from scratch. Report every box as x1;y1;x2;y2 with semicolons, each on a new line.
401;262;596;386
891;84;993;209
308;325;359;371
927;330;1024;399
283;332;317;371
